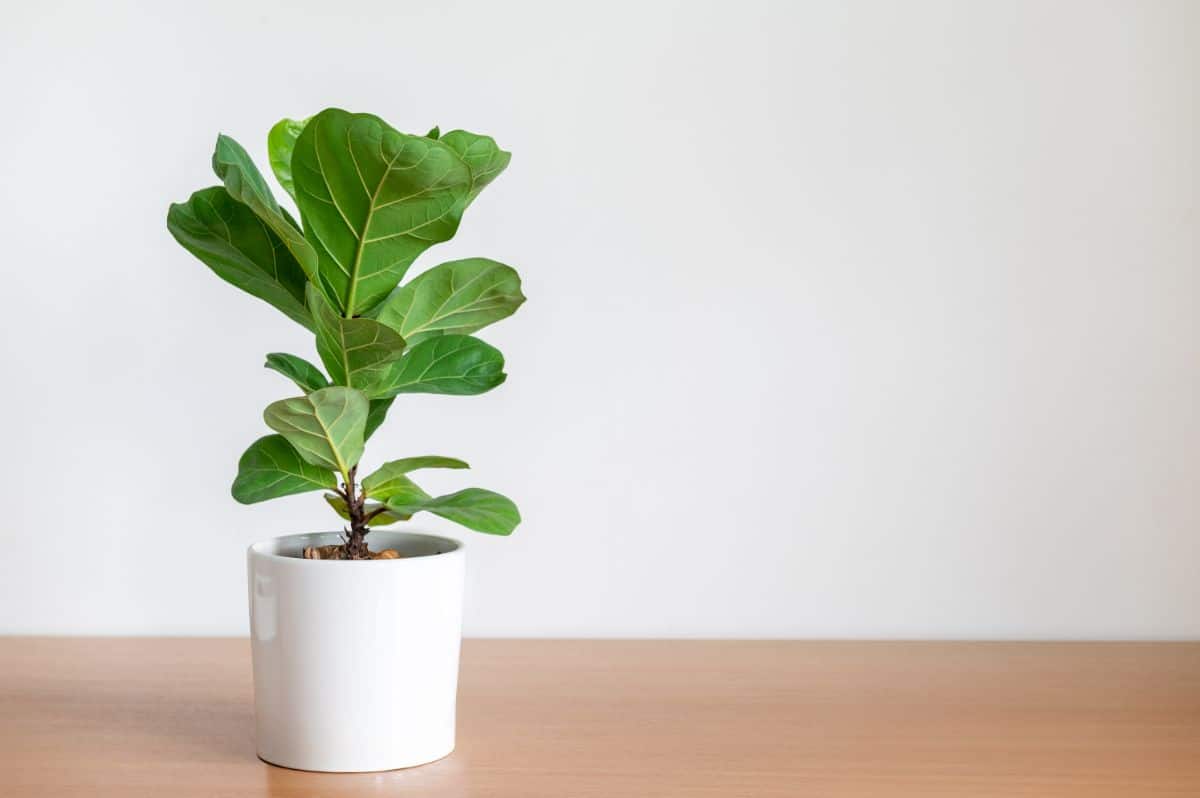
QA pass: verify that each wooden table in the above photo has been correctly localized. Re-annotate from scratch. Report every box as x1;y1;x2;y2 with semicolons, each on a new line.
2;639;1198;796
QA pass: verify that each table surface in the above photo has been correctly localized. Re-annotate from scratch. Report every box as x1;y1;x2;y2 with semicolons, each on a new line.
2;638;1199;797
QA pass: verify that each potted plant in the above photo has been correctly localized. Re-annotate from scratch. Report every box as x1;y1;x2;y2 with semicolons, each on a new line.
167;108;524;772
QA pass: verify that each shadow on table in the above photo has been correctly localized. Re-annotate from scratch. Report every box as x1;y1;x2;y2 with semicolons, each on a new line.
258;750;467;796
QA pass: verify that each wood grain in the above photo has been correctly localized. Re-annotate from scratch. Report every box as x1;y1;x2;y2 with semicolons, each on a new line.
1;638;1198;796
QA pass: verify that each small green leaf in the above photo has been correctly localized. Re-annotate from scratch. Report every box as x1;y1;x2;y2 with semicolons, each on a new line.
376;335;506;397
385;487;520;535
364;397;394;441
374;258;525;346
362;457;469;499
425;126;440;139
263;386;367;474
309;285;407;398
324;492;350;518
167;187;312;329
267;117;309;202
360;471;431;505
265;353;328;393
211;134;318;278
232;435;335;504
323;493;410;525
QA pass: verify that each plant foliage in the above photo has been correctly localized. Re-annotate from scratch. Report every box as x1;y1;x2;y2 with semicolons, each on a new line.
168;108;524;553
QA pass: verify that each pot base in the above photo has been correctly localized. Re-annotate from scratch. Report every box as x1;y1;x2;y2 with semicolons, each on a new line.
256;743;455;773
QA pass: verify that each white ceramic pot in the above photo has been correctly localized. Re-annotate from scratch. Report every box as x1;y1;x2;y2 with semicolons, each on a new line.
247;530;465;772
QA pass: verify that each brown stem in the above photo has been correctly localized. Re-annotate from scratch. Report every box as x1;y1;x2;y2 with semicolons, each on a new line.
341;465;372;560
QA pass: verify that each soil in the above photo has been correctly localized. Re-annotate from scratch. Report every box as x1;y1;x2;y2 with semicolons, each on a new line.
301;545;402;560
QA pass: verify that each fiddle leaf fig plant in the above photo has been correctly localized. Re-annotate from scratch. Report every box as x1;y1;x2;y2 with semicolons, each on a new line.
168;108;524;559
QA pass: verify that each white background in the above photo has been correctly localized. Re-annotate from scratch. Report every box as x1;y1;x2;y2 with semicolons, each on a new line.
1;0;1196;638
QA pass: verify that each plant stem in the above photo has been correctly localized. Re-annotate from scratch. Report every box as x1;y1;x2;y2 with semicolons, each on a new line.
341;465;371;560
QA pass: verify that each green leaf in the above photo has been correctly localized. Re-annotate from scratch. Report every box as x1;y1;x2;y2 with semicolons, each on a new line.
360;471;431;505
308;284;407;398
375;335;506;397
364;397;394;441
362;456;469;499
267;117;309;202
167;187;312;329
323;493;410;525
439;130;511;205
211;134;318;279
264;353;328;393
263;386;367;475
374;258;525;346
292;108;506;315
385;487;520;536
425;126;440;140
232;435;335;504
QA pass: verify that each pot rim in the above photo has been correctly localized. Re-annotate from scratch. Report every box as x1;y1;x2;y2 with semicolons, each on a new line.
248;530;463;566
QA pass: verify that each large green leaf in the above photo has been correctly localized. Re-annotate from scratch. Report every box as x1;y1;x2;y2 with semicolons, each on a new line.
385;487;520;535
211;134;318;279
267;117;308;202
231;434;335;504
323;493;410;525
264;353;328;393
374;258;525;346
263;386;367;474
291;108;508;316
308;285;407;397
362;457;469;499
375;335;506;397
364;397;394;441
167;187;312;329
439;130;511;205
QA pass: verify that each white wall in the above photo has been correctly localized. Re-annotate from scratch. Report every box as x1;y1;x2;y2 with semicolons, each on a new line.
1;0;1196;638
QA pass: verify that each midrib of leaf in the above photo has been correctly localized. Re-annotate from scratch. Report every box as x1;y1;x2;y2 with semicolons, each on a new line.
344;138;406;317
337;323;353;386
407;269;499;336
417;346;471;380
424;341;496;379
315;404;350;479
